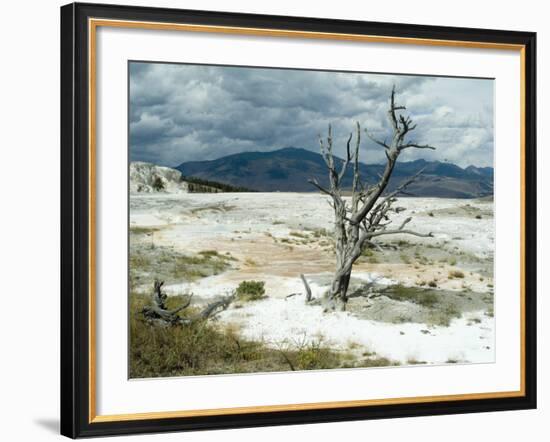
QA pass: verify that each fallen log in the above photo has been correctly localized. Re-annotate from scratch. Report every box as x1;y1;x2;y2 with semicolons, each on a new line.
141;279;234;326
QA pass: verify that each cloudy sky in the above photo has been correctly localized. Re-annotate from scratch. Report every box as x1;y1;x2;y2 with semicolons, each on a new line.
129;61;494;168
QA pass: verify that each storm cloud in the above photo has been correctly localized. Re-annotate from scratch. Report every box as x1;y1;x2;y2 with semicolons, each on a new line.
129;62;494;168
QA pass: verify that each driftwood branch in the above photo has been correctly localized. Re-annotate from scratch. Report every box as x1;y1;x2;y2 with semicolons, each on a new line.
367;228;433;239
141;279;234;326
300;273;313;303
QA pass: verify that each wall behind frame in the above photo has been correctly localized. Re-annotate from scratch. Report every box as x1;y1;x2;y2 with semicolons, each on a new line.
0;0;545;441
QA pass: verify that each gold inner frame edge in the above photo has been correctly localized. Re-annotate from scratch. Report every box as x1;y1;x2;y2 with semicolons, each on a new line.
87;18;527;424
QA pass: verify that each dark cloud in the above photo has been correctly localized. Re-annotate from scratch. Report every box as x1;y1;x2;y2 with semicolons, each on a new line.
129;62;494;168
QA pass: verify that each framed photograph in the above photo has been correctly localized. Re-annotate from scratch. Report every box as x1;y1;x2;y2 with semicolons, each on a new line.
60;2;536;438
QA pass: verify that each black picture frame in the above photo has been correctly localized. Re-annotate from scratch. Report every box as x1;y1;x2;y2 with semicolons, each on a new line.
60;2;537;438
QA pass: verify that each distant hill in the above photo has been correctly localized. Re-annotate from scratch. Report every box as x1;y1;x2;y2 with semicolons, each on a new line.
174;147;493;198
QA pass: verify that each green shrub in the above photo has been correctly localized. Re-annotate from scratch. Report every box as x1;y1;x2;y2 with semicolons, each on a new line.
236;280;266;301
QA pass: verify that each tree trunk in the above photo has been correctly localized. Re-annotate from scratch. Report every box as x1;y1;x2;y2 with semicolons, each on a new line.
323;235;356;311
325;269;352;311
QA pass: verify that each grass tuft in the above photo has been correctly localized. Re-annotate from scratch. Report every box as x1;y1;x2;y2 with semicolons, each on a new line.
383;285;439;308
448;270;465;279
130;226;160;235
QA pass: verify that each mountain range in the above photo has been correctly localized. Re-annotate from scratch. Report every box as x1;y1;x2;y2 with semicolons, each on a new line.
175;147;493;198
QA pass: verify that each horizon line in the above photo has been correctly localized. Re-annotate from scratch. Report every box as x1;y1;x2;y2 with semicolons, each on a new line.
132;146;494;171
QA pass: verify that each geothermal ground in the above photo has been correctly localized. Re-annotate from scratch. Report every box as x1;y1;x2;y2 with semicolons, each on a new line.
130;192;495;368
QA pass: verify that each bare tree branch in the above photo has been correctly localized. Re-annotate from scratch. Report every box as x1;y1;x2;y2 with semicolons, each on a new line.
364;240;384;253
195;295;235;321
367;229;433;239
168;294;193;315
308;178;333;196
365;128;390;149
388;85;405;131
307;87;436;311
318;136;331;169
374;167;426;210
352;122;361;194
397;217;412;230
399;142;436;151
338;132;354;182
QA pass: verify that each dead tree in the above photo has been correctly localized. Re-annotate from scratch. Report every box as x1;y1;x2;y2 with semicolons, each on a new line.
141;280;234;326
307;87;435;311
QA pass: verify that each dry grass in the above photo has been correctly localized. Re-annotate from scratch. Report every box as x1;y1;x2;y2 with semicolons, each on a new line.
130;226;160;235
129;242;234;288
129;292;395;377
